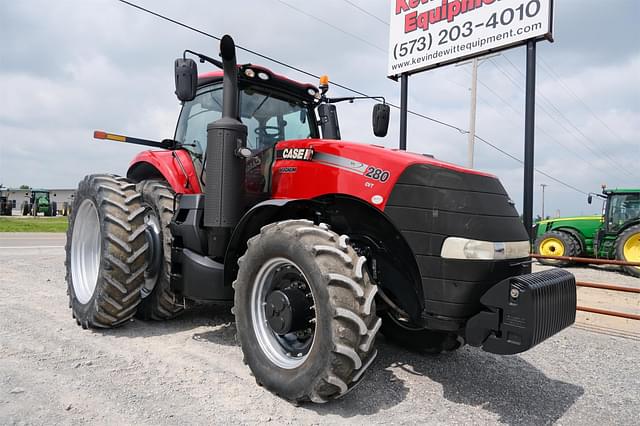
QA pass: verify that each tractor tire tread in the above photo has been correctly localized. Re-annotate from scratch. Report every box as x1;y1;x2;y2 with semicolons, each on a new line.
135;180;185;321
235;219;380;403
65;174;148;328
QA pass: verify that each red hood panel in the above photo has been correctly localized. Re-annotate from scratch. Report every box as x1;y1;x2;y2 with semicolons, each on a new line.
271;139;493;210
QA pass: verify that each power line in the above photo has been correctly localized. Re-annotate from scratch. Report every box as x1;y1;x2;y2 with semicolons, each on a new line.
115;0;463;132
538;58;630;146
485;59;631;182
474;134;588;195
340;0;389;26
501;55;636;178
114;0;588;196
275;1;386;53
474;82;621;186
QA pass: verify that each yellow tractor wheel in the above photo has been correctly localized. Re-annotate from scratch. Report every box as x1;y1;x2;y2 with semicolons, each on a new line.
534;230;580;267
616;225;640;277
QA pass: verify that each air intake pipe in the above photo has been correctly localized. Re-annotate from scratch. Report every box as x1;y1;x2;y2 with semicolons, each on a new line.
204;35;247;258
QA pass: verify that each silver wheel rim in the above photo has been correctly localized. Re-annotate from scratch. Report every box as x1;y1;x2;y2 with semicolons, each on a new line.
251;257;316;370
71;199;101;304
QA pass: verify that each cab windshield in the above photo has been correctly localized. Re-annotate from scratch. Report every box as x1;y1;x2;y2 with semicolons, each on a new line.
175;84;316;156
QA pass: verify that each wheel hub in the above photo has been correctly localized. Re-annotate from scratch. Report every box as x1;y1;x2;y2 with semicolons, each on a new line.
265;287;313;335
540;237;564;256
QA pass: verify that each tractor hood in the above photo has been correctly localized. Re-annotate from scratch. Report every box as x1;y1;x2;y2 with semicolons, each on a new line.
536;216;603;227
271;138;498;211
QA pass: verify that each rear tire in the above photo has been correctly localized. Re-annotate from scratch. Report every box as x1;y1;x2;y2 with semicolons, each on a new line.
380;310;460;354
135;180;185;320
65;174;148;328
534;230;579;267
616;224;640;278
234;220;381;403
21;202;29;216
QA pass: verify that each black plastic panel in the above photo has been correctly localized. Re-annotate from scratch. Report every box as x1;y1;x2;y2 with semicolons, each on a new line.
385;164;531;323
171;248;233;301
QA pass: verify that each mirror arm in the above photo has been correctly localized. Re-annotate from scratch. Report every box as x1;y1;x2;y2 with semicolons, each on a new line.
327;96;386;104
184;49;223;69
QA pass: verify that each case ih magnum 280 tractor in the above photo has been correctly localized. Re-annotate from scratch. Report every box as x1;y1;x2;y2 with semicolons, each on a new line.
66;36;576;403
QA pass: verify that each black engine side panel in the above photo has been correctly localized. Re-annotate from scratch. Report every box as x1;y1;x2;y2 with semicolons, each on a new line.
385;164;530;325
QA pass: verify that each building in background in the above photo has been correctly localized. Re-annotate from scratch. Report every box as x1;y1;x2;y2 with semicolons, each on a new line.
0;188;75;211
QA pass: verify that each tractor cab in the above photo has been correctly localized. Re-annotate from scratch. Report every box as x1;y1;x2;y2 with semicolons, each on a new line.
602;189;640;234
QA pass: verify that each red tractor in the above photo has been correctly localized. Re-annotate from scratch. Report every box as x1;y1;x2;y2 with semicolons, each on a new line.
66;36;576;403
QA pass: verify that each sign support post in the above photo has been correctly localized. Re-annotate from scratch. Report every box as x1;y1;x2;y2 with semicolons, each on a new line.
400;73;409;151
523;40;537;240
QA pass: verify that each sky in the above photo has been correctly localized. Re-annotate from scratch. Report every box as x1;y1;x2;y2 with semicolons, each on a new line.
0;0;638;217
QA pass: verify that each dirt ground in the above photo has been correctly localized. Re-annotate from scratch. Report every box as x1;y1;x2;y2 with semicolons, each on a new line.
0;235;638;425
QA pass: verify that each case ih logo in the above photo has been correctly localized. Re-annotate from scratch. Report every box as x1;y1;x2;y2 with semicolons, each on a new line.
278;148;314;161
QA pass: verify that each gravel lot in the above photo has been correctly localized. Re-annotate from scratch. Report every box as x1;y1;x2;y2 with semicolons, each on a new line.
1;234;638;425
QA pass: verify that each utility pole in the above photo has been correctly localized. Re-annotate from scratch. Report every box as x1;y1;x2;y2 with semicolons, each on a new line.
540;183;547;219
456;54;499;168
467;58;478;169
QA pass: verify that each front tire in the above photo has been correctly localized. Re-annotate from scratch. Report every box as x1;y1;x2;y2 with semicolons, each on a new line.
534;230;580;267
65;174;148;328
616;224;640;278
135;180;185;320
234;220;381;403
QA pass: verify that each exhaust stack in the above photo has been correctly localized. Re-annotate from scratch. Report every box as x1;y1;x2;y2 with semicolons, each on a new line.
204;35;247;258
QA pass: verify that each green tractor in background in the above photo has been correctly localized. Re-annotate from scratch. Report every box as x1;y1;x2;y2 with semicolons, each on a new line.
21;190;57;217
533;188;640;277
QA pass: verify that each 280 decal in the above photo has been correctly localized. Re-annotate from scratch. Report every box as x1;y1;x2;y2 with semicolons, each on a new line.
364;166;390;182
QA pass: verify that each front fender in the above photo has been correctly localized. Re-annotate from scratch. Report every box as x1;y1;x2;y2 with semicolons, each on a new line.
127;150;201;194
223;199;318;286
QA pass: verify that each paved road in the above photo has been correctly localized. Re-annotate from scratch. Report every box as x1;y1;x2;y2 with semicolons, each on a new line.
0;235;638;424
0;233;65;256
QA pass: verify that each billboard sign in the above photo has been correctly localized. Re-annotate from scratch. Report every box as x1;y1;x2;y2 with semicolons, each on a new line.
388;0;554;77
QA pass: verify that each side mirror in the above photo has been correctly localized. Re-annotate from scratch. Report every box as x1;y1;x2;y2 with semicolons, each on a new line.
174;58;198;102
372;103;390;137
587;195;593;204
318;104;341;140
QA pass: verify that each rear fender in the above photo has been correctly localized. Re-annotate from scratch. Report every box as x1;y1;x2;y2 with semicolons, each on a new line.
224;195;424;321
127;150;201;194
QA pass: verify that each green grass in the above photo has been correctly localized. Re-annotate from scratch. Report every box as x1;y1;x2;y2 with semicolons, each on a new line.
0;217;68;233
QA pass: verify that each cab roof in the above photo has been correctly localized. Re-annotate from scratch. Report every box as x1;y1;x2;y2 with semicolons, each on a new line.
197;64;320;104
604;188;640;194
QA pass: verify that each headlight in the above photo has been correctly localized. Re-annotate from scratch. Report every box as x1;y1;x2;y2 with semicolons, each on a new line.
441;237;530;260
